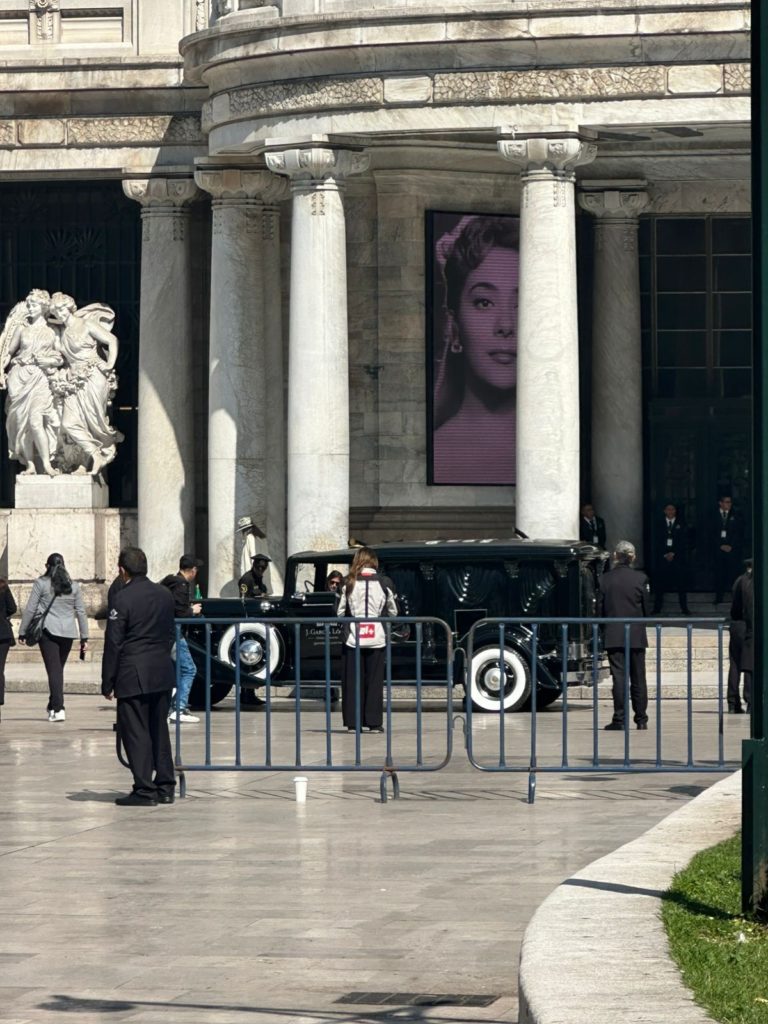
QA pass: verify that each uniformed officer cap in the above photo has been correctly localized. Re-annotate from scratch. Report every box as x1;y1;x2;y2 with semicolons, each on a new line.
252;553;271;564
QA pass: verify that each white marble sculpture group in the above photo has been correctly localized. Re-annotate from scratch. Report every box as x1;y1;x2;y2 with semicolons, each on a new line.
0;289;123;476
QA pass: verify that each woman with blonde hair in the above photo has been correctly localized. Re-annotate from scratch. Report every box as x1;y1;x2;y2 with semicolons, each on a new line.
337;547;398;732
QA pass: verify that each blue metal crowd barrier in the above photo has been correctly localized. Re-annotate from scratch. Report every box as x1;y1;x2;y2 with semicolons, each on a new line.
169;616;455;801
113;613;745;804
464;617;738;802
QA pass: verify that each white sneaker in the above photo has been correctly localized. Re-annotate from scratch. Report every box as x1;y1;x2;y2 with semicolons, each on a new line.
168;710;199;723
50;710;66;722
47;710;55;721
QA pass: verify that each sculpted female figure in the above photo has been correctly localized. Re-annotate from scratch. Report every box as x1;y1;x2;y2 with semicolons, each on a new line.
49;293;123;475
0;289;62;476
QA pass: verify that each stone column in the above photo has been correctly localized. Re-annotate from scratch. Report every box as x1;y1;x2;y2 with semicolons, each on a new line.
578;187;649;555
265;144;369;555
262;200;287;592
123;176;200;579
194;167;288;596
498;132;596;540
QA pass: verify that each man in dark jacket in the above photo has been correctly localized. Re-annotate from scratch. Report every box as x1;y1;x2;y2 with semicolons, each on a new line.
579;503;607;549
713;495;743;604
652;502;691;615
599;540;650;731
102;547;177;806
730;558;753;714
160;554;203;724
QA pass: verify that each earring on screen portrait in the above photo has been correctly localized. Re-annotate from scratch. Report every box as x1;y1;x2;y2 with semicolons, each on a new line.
447;320;463;355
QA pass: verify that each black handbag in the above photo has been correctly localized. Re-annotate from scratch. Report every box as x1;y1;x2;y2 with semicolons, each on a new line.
25;594;56;647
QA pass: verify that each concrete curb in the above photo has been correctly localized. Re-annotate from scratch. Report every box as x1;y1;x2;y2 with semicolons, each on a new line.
518;771;741;1024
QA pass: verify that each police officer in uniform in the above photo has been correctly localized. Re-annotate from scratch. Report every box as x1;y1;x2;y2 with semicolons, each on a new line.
102;547;177;807
239;553;271;598
599;540;650;731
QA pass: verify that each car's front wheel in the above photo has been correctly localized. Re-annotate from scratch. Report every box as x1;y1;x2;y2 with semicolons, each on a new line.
467;645;532;712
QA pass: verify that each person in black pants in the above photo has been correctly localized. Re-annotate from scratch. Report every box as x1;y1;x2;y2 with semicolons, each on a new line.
713;495;743;604
599;540;650;731
336;547;398;732
19;553;88;722
730;560;753;714
102;547;177;807
0;578;17;721
652;503;691;616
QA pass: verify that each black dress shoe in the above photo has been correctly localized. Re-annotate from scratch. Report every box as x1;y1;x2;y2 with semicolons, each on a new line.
604;721;624;731
681;608;692;616
115;793;158;807
157;792;175;804
728;706;744;715
636;722;648;730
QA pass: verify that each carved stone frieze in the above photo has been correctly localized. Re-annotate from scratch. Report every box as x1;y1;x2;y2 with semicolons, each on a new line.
229;78;383;118
435;66;667;103
0;122;16;147
724;63;751;93
31;0;59;41
68;115;203;147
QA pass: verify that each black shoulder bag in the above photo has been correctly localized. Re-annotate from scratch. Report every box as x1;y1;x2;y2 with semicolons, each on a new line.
25;593;57;647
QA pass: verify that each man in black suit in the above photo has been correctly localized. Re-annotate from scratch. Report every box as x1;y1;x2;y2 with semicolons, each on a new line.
713;495;743;604
652;502;691;615
102;547;177;807
599;540;649;731
579;503;606;549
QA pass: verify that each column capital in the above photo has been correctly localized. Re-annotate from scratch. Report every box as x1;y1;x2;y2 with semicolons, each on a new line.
122;176;201;209
194;165;290;203
497;130;597;177
264;144;369;185
578;188;650;220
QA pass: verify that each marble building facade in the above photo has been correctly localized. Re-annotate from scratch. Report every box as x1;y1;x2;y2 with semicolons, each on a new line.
0;0;752;596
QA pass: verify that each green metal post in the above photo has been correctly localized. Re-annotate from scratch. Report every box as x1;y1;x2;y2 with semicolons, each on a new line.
743;0;768;918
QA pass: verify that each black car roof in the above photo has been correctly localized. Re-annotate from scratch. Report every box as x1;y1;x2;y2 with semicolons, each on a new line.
288;539;602;562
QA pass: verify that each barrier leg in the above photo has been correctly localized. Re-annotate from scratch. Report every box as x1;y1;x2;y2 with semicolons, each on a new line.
527;770;536;805
380;769;400;803
178;769;186;799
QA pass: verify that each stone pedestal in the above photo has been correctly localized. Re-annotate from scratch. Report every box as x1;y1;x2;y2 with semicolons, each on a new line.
15;474;108;510
6;476;121;595
266;142;369;555
579;185;649;556
498;130;596;540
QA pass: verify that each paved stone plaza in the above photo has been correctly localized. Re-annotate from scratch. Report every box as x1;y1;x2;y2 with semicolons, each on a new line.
0;694;748;1024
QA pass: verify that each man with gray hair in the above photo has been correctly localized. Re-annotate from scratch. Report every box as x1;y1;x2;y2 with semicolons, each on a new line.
598;540;650;731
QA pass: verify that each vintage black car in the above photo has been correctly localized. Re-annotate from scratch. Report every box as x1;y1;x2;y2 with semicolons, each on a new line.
186;539;608;713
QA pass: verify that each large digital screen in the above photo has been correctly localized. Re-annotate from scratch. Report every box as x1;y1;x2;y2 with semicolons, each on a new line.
426;211;520;486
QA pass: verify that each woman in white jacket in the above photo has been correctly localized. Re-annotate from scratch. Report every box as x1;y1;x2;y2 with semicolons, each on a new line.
336;547;398;732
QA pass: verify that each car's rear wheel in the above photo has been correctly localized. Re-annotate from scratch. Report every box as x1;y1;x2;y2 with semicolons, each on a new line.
187;678;233;709
467;645;532;712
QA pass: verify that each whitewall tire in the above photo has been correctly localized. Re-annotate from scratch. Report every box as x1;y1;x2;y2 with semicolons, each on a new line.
217;622;284;680
468;645;532;713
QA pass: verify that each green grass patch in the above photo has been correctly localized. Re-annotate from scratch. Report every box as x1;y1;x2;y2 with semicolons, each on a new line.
663;833;768;1023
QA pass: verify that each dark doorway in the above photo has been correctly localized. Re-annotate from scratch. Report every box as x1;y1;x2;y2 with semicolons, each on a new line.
640;215;752;591
0;181;140;508
647;400;751;589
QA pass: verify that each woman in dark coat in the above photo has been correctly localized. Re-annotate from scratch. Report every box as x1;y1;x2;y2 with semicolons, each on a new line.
0;577;18;720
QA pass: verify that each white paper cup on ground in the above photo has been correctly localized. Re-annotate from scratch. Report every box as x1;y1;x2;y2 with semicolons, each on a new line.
293;776;308;803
